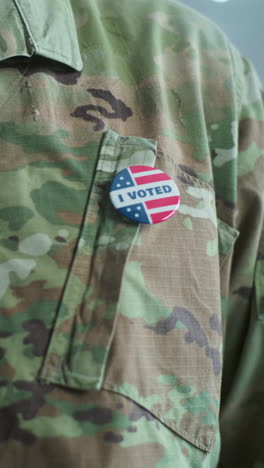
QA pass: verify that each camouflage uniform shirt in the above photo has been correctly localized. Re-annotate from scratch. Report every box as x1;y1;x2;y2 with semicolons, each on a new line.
0;0;263;467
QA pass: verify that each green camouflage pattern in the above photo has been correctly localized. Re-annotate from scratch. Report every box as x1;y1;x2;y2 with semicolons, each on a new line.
0;0;263;466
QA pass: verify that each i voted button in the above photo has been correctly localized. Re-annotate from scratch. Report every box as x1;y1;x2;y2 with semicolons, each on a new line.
109;165;181;224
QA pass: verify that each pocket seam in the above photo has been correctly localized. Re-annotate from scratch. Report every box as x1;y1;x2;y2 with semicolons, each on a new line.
103;382;214;453
102;145;221;454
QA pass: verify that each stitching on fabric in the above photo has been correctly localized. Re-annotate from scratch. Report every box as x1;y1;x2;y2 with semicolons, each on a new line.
102;383;214;452
40;131;115;377
228;43;243;116
37;46;76;63
112;143;156;149
218;220;239;270
12;1;80;68
12;0;37;50
98;224;141;389
99;129;119;175
0;63;31;110
219;252;232;271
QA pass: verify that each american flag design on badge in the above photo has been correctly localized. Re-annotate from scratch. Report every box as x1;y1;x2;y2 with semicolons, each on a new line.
109;165;181;224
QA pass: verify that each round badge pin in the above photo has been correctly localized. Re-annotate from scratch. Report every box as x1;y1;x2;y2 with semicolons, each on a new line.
109;165;181;224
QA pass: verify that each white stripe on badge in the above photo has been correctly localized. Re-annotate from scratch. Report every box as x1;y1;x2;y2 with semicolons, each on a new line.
110;179;177;208
148;204;180;214
130;169;162;177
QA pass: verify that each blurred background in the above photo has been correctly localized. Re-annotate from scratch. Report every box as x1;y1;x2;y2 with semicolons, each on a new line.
181;0;263;84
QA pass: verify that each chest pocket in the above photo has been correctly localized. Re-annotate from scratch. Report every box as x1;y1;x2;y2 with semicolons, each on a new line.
40;129;223;453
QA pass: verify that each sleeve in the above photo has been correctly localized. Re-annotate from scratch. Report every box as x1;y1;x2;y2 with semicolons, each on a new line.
219;44;264;467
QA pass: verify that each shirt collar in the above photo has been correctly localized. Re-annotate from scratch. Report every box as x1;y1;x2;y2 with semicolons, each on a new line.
0;0;83;71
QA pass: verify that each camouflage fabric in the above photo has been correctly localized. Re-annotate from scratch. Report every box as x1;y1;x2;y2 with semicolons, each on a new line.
0;0;263;467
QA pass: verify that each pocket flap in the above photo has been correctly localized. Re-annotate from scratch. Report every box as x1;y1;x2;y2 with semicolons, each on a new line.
102;154;225;453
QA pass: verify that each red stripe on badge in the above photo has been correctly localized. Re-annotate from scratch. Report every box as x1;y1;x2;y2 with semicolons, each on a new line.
135;173;171;185
150;210;175;223
145;196;180;209
129;166;155;174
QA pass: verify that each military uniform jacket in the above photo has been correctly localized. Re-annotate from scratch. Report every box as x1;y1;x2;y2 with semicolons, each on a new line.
0;1;263;467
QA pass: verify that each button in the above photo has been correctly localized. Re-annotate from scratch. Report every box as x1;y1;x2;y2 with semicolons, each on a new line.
109;165;181;224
